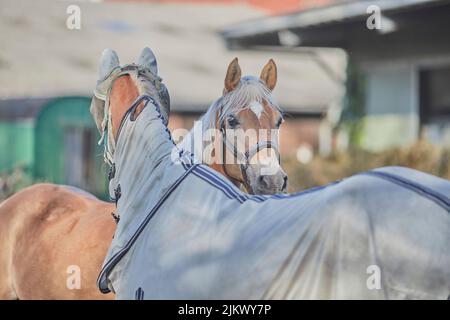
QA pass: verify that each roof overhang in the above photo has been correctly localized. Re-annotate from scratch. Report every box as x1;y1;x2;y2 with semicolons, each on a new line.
221;0;450;50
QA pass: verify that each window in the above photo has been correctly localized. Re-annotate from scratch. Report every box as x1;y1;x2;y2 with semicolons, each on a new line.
419;66;450;124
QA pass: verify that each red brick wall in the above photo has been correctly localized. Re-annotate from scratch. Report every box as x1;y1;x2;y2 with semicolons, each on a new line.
249;0;335;14
108;0;336;14
279;118;320;156
168;112;321;157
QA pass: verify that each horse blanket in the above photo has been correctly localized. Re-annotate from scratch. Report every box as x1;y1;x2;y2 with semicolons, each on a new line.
97;95;450;299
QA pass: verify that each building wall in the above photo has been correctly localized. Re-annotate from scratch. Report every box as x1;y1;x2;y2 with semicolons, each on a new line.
34;97;108;198
169;112;321;159
359;61;419;151
0;120;34;172
355;53;450;152
280;118;321;157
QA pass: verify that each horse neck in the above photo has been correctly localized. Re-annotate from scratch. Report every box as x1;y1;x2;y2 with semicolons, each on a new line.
109;75;141;140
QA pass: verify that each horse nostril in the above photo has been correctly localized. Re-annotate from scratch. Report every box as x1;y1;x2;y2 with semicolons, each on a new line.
282;175;288;191
258;175;269;189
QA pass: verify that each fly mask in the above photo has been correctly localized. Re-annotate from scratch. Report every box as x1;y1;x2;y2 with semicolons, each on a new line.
89;48;170;165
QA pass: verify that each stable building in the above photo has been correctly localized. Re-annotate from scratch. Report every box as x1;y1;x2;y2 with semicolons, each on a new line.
221;0;450;151
0;97;109;198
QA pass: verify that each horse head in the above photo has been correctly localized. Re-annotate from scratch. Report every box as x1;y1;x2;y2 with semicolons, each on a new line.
89;47;170;164
205;58;288;194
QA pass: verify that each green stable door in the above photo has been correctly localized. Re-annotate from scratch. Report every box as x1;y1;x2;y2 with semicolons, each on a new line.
34;97;109;199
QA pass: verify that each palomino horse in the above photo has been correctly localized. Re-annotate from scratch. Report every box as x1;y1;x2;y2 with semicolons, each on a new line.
96;48;450;299
178;57;287;194
0;48;286;299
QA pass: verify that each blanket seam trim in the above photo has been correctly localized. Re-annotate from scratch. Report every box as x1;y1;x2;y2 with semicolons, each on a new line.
363;170;450;212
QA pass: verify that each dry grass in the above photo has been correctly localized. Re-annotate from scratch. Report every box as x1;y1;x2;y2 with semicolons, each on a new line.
0;165;31;201
283;140;450;193
1;140;449;200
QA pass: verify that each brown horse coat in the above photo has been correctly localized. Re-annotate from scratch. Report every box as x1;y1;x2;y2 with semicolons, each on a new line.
0;183;115;299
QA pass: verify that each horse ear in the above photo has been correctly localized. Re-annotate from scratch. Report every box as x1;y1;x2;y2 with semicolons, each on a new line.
138;47;158;75
98;49;119;81
260;59;277;91
224;57;241;93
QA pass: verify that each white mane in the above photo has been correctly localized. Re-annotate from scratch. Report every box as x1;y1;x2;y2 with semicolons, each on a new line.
202;76;280;131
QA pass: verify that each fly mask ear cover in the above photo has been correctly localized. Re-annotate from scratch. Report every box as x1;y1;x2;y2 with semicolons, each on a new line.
90;64;170;165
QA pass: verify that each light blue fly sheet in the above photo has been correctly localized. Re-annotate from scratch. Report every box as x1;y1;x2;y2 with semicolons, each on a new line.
97;94;450;300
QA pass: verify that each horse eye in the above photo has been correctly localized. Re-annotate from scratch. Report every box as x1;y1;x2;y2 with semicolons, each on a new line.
227;115;239;128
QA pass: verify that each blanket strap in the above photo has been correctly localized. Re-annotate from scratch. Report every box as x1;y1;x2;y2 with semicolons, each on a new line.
113;184;122;206
111;212;120;224
108;163;116;181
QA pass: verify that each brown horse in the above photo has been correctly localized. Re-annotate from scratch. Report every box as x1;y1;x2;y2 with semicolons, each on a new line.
0;48;286;299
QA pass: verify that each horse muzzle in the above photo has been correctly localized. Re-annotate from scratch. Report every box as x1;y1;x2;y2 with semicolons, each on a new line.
244;166;288;195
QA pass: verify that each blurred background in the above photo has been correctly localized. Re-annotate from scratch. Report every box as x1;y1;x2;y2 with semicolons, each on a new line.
1;0;450;200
